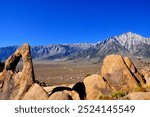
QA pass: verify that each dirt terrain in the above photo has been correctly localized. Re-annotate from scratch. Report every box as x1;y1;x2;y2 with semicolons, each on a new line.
17;60;100;86
17;58;150;86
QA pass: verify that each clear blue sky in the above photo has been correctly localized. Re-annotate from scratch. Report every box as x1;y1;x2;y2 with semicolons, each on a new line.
0;0;150;47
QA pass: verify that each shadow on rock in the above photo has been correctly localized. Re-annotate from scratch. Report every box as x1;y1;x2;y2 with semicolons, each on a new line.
73;82;86;100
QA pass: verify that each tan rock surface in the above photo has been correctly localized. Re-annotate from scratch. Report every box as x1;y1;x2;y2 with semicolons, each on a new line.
83;74;111;100
48;85;81;100
124;57;146;86
101;54;145;92
0;61;4;72
43;85;70;93
64;90;80;100
22;83;49;100
48;91;72;100
126;92;150;100
0;43;35;100
140;68;150;87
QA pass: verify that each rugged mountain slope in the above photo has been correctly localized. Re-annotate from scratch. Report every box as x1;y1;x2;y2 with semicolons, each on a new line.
113;32;150;51
68;32;150;60
133;43;150;58
0;46;18;60
0;43;95;61
96;38;129;59
0;32;149;61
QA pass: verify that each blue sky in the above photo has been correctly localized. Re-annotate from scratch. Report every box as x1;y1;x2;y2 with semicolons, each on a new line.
0;0;150;47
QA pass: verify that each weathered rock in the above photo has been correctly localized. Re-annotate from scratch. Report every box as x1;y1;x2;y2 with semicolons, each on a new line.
140;68;150;87
124;57;146;86
101;54;145;92
64;90;80;100
0;80;3;88
43;85;70;94
22;83;49;100
0;43;35;100
48;86;80;100
0;61;4;72
48;91;72;100
35;80;47;87
125;92;150;100
43;86;57;94
83;74;111;100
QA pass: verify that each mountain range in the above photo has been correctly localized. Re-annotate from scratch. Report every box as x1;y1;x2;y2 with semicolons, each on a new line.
0;32;150;62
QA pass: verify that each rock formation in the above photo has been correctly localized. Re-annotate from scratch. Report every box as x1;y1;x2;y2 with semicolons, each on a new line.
48;91;73;100
101;54;146;92
0;43;35;100
22;83;49;100
83;74;111;100
47;85;81;100
0;61;4;72
123;57;146;86
140;68;150;87
125;92;150;100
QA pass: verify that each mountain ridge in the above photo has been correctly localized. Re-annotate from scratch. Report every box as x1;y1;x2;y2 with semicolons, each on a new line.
0;32;150;61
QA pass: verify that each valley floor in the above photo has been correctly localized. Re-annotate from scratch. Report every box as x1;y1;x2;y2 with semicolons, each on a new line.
17;58;150;86
33;60;100;86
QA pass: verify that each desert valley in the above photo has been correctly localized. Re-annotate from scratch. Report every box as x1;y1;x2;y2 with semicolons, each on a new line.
0;32;150;100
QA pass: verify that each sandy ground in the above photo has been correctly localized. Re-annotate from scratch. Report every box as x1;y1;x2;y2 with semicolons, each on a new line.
16;58;150;86
16;60;100;86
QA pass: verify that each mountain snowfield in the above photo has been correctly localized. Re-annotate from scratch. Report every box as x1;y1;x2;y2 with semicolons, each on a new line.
0;32;150;61
111;32;150;50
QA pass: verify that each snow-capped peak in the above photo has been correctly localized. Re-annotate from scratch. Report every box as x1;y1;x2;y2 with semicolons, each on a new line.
117;32;144;40
112;32;150;50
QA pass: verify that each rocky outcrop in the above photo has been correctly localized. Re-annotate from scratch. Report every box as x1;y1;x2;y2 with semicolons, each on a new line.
125;92;150;100
43;85;72;94
47;85;81;100
48;91;73;100
0;61;4;72
0;43;35;100
83;74;111;100
123;57;146;86
0;43;83;100
48;90;80;100
101;54;146;92
140;68;150;87
22;83;49;100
